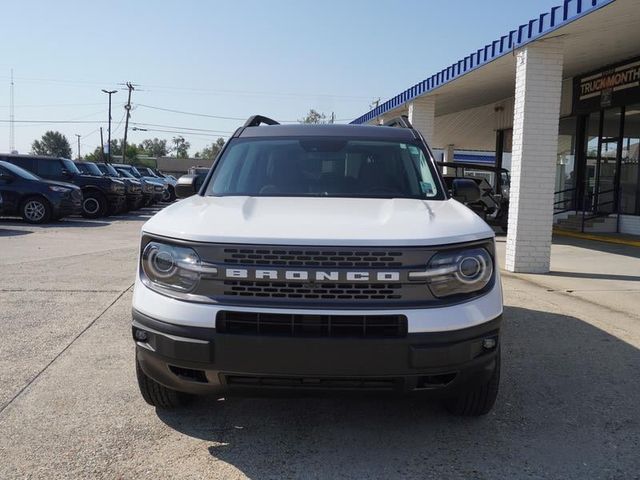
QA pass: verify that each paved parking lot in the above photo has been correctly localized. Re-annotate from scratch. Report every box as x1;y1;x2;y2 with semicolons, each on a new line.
0;211;639;479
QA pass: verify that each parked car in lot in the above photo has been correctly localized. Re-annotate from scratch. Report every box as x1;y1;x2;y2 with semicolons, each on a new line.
79;161;144;212
0;154;126;219
0;160;82;223
112;167;155;207
112;164;166;205
132;115;503;417
136;166;177;202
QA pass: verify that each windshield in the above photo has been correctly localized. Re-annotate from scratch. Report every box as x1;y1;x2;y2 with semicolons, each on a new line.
129;166;142;178
0;160;41;181
206;138;443;199
81;162;103;176
99;163;119;176
116;168;135;179
62;159;81;175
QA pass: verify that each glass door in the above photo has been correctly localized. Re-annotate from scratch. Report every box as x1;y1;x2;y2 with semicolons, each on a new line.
595;108;622;214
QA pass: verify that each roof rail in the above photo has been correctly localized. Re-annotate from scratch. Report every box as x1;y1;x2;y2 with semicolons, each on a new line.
243;115;280;128
383;115;413;129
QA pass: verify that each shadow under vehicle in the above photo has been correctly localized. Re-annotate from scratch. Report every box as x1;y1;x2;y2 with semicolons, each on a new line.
0;160;82;224
438;161;510;231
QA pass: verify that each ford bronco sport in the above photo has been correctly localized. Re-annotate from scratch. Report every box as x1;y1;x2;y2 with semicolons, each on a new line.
132;115;503;416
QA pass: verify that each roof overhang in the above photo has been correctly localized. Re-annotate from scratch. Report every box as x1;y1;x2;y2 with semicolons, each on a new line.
352;0;640;123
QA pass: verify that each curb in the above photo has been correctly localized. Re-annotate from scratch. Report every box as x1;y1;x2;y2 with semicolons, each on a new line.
553;229;640;248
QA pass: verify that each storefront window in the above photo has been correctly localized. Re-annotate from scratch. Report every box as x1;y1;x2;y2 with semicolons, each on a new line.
620;104;640;214
556;117;577;210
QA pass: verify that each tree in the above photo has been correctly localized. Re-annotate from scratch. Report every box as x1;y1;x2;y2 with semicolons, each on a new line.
171;136;190;159
195;137;226;160
299;109;327;124
31;131;72;158
84;146;103;162
139;138;168;157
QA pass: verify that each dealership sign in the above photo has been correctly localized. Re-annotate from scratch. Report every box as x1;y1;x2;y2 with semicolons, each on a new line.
574;57;640;113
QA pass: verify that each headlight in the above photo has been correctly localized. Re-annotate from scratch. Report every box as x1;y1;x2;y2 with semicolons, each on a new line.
110;181;124;192
409;247;493;298
141;241;217;293
49;186;71;193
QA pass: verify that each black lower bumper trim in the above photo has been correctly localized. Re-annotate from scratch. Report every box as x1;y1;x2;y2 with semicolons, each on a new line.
132;308;501;396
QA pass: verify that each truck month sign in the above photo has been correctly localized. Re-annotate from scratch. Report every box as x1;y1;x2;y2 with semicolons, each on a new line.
574;57;640;113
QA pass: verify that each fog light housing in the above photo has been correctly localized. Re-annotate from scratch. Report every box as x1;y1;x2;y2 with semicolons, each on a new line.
482;337;497;350
134;329;148;342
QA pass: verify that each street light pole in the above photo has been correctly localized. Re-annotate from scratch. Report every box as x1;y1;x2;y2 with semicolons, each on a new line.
101;89;117;163
75;134;81;160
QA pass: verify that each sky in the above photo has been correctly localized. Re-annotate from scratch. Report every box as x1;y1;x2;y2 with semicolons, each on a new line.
0;0;562;157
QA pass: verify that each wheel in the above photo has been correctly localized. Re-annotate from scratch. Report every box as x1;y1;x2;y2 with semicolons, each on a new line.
136;358;191;409
81;191;107;218
444;349;500;416
21;196;52;224
168;186;176;202
161;188;171;202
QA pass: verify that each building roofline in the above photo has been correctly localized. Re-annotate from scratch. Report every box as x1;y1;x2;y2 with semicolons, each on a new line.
350;0;616;125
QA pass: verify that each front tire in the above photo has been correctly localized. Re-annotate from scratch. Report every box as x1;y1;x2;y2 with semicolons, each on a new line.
81;192;107;219
136;359;191;409
21;196;52;224
444;349;500;416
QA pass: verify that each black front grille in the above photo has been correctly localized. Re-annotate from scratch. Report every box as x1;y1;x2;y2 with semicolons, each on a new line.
223;280;402;300
225;375;400;390
216;311;407;338
223;247;403;268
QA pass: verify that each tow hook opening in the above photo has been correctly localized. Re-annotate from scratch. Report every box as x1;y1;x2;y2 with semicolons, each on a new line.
169;365;209;383
415;373;457;389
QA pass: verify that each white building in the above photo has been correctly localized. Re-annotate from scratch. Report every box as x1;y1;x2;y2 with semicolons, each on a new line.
352;0;640;273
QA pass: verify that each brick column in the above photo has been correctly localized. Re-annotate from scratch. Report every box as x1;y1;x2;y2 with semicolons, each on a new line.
408;96;436;145
505;39;564;273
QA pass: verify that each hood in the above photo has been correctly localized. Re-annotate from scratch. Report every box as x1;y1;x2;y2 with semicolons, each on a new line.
40;178;81;190
142;196;494;246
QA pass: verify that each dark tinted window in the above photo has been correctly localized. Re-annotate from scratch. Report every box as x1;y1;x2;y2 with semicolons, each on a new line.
36;158;65;176
206;138;443;199
4;156;35;172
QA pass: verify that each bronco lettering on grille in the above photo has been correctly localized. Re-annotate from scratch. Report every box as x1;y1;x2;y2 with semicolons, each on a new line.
224;268;400;282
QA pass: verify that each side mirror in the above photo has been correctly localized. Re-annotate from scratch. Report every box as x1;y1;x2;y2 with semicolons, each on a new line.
61;168;73;178
175;174;199;198
451;178;481;204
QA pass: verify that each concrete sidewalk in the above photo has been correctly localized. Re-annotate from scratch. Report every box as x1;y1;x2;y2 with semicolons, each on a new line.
495;233;640;320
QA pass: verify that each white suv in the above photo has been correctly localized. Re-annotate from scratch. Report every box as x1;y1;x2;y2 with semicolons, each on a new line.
132;115;503;416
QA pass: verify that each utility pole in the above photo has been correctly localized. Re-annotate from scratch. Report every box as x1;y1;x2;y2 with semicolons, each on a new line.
9;69;15;152
102;89;117;163
329;112;336;124
75;134;81;160
120;82;136;164
100;127;105;162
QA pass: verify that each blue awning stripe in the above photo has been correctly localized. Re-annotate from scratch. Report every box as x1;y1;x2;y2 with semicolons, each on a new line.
351;0;616;125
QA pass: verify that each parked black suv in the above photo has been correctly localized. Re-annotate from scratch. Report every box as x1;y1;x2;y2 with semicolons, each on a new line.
112;164;165;205
0;160;82;223
94;162;145;211
0;154;126;218
77;161;144;212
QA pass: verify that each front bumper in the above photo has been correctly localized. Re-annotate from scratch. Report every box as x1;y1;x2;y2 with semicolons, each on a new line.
52;196;82;217
133;308;501;396
107;193;126;211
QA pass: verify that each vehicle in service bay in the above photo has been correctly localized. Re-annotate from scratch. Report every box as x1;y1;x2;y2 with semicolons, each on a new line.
132;115;503;416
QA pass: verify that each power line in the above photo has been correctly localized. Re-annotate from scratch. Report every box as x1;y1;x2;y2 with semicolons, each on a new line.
136;103;245;120
132;122;233;134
